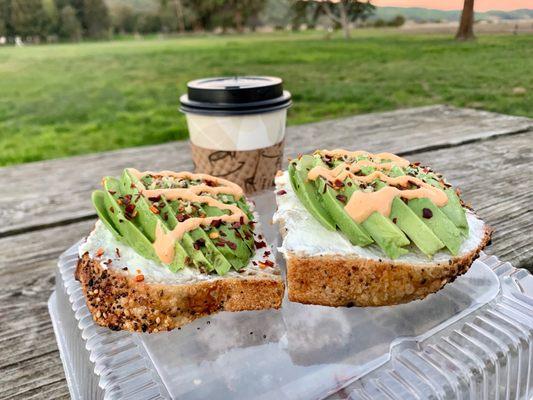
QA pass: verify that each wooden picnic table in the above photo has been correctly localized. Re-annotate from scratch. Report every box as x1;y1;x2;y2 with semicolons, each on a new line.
0;105;531;399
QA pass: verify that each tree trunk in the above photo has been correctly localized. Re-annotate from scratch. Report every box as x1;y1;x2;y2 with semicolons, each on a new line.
455;0;475;41
172;0;185;33
339;0;350;39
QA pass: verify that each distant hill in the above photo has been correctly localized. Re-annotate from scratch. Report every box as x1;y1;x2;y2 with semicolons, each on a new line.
372;7;533;22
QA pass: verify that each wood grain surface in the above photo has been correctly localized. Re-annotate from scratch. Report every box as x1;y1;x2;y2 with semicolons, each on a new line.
0;105;531;398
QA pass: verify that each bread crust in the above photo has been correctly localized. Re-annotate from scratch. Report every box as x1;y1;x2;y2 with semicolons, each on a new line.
283;225;492;307
75;253;284;333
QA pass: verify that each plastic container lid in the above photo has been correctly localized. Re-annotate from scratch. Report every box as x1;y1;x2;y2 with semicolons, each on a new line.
180;76;292;116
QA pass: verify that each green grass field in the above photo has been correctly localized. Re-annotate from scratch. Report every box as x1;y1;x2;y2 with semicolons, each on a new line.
0;30;531;166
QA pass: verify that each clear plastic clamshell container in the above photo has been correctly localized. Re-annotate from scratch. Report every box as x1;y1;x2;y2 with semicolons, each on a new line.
48;191;533;399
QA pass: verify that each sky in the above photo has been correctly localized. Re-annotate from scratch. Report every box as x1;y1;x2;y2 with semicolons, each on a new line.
370;0;533;12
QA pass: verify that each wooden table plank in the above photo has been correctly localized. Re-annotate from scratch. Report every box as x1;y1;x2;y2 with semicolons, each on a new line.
0;221;94;398
1;105;530;237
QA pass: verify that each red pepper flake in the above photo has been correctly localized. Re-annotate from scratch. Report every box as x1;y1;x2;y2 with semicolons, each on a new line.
392;218;397;224
336;194;347;204
263;251;271;257
108;190;116;195
211;219;222;228
193;238;205;250
130;183;136;189
239;216;245;225
276;190;287;196
413;162;421;166
95;248;104;257
259;260;274;269
254;240;266;249
422;208;433;219
123;194;132;205
149;195;161;202
347;181;353;187
125;203;137;220
109;206;115;213
226;241;237;250
135;274;145;282
334;179;344;188
232;221;241;229
163;212;168;221
176;213;187;222
215;240;226;247
115;248;121;257
204;179;216;187
149;205;160;214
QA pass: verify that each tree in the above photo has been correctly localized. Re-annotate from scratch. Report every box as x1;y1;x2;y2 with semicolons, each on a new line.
111;5;138;34
9;0;49;39
456;0;475;41
42;0;59;36
320;0;374;39
59;5;81;40
0;0;8;36
82;0;110;38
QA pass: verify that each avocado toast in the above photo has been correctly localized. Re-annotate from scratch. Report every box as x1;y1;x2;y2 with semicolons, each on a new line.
76;168;283;333
273;149;491;307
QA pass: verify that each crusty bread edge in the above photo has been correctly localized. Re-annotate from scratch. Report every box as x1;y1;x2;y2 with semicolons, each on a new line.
75;253;284;333
277;216;493;307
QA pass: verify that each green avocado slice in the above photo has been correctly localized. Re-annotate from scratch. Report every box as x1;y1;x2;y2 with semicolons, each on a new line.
101;177;160;262
389;198;445;257
408;198;463;256
311;158;373;246
160;194;234;275
92;190;122;240
343;177;410;259
120;170;189;272
377;169;445;257
414;172;468;235
289;156;336;231
202;204;253;270
442;188;469;235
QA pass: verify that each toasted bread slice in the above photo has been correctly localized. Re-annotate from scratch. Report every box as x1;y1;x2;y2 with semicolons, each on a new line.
274;171;491;307
76;222;284;333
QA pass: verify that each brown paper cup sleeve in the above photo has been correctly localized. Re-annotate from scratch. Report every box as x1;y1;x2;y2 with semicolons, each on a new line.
190;140;285;193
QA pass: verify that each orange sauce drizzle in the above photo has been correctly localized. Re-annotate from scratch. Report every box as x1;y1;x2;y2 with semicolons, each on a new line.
128;168;248;264
308;150;448;224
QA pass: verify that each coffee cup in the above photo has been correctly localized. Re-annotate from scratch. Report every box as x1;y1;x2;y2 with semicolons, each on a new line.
180;76;291;193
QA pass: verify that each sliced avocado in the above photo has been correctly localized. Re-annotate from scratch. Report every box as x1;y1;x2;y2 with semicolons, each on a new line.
416;173;469;235
376;170;445;257
389;198;445;257
289;155;336;231
408;198;463;255
344;178;410;259
202;204;253;270
101;177;160;262
120;169;158;242
157;196;227;274
120;170;189;272
311;158;373;246
442;188;469;235
92;190;122;240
